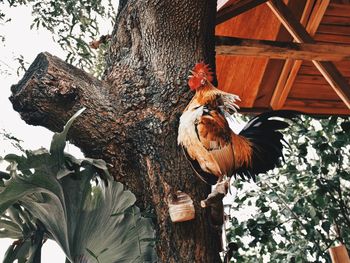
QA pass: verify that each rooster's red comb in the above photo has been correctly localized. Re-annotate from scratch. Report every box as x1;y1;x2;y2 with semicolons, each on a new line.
191;62;214;83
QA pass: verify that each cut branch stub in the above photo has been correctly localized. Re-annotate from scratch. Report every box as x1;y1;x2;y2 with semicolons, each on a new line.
201;179;229;227
10;52;120;157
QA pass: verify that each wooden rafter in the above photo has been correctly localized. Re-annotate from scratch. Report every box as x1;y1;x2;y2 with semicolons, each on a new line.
217;0;230;10
268;0;350;110
270;0;328;109
267;0;318;43
216;0;268;25
215;36;350;61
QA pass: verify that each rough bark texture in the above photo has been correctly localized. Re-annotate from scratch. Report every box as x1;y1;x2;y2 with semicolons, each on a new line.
10;1;221;262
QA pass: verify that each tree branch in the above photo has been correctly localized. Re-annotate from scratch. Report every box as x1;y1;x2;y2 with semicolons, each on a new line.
10;52;121;157
201;180;229;227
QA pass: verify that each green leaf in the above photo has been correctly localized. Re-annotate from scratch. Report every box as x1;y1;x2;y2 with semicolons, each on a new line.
260;206;269;213
50;107;85;172
341;122;350;132
309;207;316;218
0;219;22;239
234;225;244;236
321;221;331;233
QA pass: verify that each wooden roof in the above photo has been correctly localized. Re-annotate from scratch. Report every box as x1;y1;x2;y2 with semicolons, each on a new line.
215;0;350;115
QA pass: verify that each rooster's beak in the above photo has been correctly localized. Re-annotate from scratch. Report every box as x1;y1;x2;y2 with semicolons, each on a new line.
189;70;197;77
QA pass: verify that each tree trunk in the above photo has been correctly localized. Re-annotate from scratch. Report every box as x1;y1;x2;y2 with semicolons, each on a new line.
10;0;222;262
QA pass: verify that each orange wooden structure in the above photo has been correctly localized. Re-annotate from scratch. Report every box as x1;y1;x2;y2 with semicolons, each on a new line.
215;0;350;115
329;244;350;263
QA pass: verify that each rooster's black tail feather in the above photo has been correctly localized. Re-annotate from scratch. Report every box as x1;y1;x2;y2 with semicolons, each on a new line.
237;110;299;180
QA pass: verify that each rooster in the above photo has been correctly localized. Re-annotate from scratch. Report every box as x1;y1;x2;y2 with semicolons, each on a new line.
178;62;296;185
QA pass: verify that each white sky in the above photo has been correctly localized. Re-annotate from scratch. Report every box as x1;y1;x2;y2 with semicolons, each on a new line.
0;5;66;261
0;6;65;155
0;3;115;261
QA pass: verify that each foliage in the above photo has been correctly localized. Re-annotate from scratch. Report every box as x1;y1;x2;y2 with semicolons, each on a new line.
0;0;115;72
0;109;157;263
0;129;25;153
227;115;350;262
0;4;10;44
88;41;109;78
14;55;29;76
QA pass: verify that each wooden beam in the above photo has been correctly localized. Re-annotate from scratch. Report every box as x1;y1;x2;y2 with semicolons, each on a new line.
329;245;350;263
238;105;350;115
253;0;306;109
268;0;350;111
299;0;316;27
217;0;230;10
216;0;268;25
215;36;350;61
270;0;328;109
267;0;315;43
306;0;330;36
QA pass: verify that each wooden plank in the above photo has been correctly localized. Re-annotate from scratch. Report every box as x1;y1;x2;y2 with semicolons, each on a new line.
282;104;350;115
239;103;350;115
216;0;268;25
217;55;269;107
295;74;330;84
318;24;350;36
303;60;350;68
300;62;350;76
314;33;350;44
216;36;350;60
325;3;350;17
322;15;350;25
285;97;346;105
285;97;348;108
289;83;342;100
216;3;285;39
299;65;322;75
269;0;325;109
294;74;350;84
268;0;350;111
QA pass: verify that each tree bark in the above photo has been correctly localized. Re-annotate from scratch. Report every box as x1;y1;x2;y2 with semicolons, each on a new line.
10;0;222;262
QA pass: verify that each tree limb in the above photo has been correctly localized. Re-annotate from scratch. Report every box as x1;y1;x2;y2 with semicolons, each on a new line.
10;52;120;157
201;180;229;227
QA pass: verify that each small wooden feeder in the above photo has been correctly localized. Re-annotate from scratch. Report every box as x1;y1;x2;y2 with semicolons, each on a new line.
168;191;195;223
329;244;350;263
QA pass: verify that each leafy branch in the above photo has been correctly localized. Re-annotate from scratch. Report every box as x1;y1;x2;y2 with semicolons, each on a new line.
227;116;350;262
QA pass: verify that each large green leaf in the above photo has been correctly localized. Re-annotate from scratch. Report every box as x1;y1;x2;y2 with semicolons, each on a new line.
0;109;157;263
